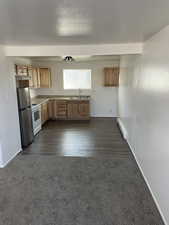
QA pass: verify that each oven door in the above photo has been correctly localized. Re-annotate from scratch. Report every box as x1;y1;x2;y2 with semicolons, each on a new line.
33;110;40;123
32;107;42;134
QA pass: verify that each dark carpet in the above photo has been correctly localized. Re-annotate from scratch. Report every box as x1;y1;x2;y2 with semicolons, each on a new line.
0;154;164;225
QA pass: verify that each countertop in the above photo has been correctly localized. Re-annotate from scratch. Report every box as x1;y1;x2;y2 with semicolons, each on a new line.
31;95;90;107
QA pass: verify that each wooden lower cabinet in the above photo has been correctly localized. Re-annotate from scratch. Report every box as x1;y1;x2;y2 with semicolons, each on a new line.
41;102;49;125
78;102;90;119
54;101;67;119
48;100;55;119
67;102;79;119
67;101;90;120
41;99;90;122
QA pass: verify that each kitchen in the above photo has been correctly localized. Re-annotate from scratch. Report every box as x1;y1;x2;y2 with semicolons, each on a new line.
0;0;169;222
15;55;120;150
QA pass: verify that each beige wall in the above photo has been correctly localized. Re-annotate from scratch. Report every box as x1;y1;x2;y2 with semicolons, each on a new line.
0;54;30;167
118;26;169;225
31;59;120;117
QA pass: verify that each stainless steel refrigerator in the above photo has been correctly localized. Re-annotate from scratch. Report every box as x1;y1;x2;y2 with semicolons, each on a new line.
17;87;34;147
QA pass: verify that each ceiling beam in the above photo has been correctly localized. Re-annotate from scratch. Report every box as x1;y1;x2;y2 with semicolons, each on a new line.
5;43;143;57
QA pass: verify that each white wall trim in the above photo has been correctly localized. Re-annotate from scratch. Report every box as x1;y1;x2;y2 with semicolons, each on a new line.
127;140;168;225
0;148;22;168
117;118;168;225
92;114;116;117
117;118;128;139
4;43;143;57
0;142;3;167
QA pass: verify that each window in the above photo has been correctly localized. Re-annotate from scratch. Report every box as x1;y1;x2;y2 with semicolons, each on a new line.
63;69;91;89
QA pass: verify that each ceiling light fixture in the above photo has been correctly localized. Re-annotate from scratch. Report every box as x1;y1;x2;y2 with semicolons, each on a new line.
64;56;74;62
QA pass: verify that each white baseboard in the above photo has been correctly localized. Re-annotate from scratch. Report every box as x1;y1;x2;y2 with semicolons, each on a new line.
0;148;22;168
117;118;128;139
92;114;117;117
117;118;167;225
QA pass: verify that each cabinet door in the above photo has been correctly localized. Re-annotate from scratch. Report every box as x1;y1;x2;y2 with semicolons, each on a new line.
104;68;119;87
32;68;40;88
55;101;67;119
28;67;39;88
48;100;55;119
79;102;90;118
28;65;34;87
67;102;79;119
41;102;48;125
15;64;28;76
41;104;45;124
39;68;51;88
45;102;49;122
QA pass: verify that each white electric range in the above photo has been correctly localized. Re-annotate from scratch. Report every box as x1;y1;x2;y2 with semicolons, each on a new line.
31;104;42;135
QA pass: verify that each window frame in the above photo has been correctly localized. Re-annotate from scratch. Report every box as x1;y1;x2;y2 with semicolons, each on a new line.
63;69;92;90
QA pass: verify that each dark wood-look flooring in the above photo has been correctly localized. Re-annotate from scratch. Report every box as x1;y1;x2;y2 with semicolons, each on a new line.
24;118;130;157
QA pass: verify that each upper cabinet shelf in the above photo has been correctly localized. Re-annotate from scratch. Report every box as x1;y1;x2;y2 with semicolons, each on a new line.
15;64;28;76
15;64;52;89
104;67;119;87
39;68;52;88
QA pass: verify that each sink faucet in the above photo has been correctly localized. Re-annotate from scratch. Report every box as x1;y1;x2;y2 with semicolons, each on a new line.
78;89;82;99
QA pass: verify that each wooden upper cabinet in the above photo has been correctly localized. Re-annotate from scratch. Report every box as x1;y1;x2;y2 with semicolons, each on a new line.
28;65;33;87
32;67;40;88
39;68;51;88
104;67;119;87
15;64;52;88
29;67;51;89
28;65;32;75
15;64;28;76
28;67;40;88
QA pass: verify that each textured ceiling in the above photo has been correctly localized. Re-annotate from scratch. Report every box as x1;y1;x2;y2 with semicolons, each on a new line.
0;0;169;45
